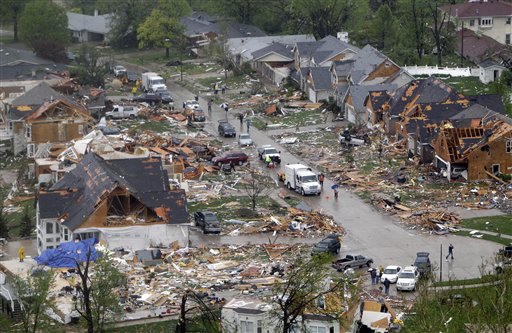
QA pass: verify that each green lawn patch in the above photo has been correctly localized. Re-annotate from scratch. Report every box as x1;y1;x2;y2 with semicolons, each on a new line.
273;108;325;127
5;199;35;238
127;120;180;134
453;230;512;246
461;215;512;236
107;320;177;333
431;274;497;287
441;76;492;96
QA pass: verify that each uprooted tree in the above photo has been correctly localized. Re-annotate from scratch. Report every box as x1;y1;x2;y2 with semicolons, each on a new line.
175;289;222;333
271;253;357;333
240;168;275;213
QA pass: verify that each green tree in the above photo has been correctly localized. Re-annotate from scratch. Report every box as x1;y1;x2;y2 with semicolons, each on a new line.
64;0;98;15
107;0;157;48
19;206;33;238
137;0;191;57
74;249;124;333
72;44;110;87
272;254;356;333
369;4;396;51
12;269;56;333
19;0;69;61
1;0;30;42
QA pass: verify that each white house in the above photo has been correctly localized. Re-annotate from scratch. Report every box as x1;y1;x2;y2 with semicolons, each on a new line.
221;297;340;333
67;11;112;43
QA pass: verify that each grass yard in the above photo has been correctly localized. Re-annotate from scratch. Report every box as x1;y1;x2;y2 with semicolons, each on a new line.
453;230;512;246
196;75;248;91
460;215;512;236
440;76;492;96
272;108;326;127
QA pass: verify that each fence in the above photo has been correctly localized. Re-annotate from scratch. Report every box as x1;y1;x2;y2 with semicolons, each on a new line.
403;65;479;77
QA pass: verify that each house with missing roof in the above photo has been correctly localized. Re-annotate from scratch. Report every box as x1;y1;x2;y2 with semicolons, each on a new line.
7;82;91;155
222;296;342;333
36;152;189;253
67;11;112;43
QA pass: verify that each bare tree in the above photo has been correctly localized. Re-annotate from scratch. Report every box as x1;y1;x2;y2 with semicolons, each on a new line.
427;0;450;66
240;168;274;212
12;269;55;333
271;254;356;333
175;290;222;333
74;248;124;333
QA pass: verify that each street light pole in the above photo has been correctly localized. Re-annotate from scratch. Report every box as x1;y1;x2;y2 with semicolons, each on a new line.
164;38;170;58
440;243;443;282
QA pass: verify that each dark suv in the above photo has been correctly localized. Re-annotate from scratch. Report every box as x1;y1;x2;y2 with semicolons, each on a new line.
413;252;432;276
156;90;174;104
218;121;236;137
311;234;341;255
131;93;162;105
212;151;248;166
194;211;221;234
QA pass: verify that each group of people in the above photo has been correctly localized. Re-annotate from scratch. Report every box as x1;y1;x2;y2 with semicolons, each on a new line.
369;265;391;295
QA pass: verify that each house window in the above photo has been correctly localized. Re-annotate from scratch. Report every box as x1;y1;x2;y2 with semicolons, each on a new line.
469;19;475;27
47;246;54;250
46;238;53;243
308;326;327;333
25;125;32;139
46;222;53;234
506;34;511;45
479;18;493;26
55;223;60;233
506;17;511;25
506;139;512;153
8;121;13;131
78;124;84;134
257;320;262;333
240;320;254;333
64;228;69;241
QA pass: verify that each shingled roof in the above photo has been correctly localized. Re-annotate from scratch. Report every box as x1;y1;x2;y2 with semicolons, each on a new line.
38;153;188;231
440;1;512;18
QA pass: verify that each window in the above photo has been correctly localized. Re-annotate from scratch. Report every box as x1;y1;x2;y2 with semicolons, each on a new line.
46;238;53;243
257;320;262;333
469;19;475;27
506;17;511;25
506;139;512;153
78;124;84;134
46;222;53;234
25;125;31;139
506;34;511;45
64;228;69;241
240;321;254;333
308;326;327;333
479;18;493;26
55;223;60;233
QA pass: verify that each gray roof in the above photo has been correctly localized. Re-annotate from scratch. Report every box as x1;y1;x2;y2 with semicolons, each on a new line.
296;35;360;65
450;104;512;124
251;42;293;61
309;67;331;91
333;59;356;77
11;82;76;108
349;44;388;84
479;59;505;69
67;12;112;35
347;84;397;111
228;35;314;61
0;46;54;67
181;11;266;39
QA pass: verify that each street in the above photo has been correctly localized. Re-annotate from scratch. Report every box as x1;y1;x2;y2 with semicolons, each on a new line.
167;79;502;282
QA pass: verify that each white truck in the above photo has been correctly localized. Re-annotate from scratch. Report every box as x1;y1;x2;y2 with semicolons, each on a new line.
141;72;167;92
284;164;321;196
105;105;139;119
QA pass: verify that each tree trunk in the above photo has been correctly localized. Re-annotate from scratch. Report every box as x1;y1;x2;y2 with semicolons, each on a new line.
175;293;187;333
166;47;169;58
13;15;19;42
282;312;290;333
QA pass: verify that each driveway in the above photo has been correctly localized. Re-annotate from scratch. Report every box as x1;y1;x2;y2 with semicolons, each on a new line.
167;79;502;281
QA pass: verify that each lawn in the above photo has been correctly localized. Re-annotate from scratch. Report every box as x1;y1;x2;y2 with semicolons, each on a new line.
272;108;326;127
440;76;492;96
125;119;182;134
461;215;512;236
431;274;497;287
453;230;512;246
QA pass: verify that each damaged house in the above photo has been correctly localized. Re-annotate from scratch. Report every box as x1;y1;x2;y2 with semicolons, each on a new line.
36;152;189;253
7;82;92;155
433;121;512;181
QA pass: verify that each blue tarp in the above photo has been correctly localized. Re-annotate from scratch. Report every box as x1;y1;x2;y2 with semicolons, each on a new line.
35;238;99;268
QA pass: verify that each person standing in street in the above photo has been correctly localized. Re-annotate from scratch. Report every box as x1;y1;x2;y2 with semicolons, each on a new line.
383;278;391;295
333;188;339;200
239;113;244;126
318;173;325;188
207;99;212;114
446;243;454;260
370;268;377;285
246;118;251;132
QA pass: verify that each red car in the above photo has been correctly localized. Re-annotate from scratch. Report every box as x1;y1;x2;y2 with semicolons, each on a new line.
212;152;248;166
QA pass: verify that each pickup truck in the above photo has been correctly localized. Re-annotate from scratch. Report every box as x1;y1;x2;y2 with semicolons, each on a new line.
105;105;139;119
257;145;281;164
332;254;373;271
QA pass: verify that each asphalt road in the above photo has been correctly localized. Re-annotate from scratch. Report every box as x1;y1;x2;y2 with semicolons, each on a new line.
167;79;502;282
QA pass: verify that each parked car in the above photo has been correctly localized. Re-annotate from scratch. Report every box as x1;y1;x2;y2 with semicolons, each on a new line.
413;252;432;276
113;65;127;77
238;133;253;146
194;211;221;234
380;265;402;284
156;90;174;104
332;254;373;271
126;71;139;82
131;93;162;105
218;120;236;137
211;151;248;166
97;125;121;135
184;100;200;110
311;234;341;255
396;266;419;291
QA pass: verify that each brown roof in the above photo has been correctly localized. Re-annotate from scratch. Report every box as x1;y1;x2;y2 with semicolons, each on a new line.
456;29;509;63
440;1;512;18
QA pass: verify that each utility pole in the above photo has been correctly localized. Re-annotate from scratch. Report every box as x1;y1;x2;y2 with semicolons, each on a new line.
460;21;464;67
440;243;443;282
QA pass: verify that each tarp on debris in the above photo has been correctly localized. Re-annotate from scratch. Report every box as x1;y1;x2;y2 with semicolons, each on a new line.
34;238;99;268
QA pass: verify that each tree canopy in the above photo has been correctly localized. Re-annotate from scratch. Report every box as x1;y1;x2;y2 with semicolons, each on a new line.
19;0;69;61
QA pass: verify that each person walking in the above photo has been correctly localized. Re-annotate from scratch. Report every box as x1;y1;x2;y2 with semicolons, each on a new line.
194;95;199;102
333;188;339;200
318;173;325;188
446;243;454;260
207;99;212;114
246;118;251;132
370;268;377;285
383;278;391;295
221;85;226;94
239;113;244;126
229;161;236;172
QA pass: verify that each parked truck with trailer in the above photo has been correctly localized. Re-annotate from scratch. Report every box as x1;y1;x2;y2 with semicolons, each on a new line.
283;164;321;196
141;72;167;92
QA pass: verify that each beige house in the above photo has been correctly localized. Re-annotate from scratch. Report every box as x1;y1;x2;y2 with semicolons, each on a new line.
440;1;512;46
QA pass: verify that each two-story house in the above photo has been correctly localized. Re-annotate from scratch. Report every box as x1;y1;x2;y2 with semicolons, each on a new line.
440;0;512;46
36;152;190;253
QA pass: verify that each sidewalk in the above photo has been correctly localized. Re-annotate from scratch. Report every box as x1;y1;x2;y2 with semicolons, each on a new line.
456;227;512;241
